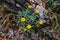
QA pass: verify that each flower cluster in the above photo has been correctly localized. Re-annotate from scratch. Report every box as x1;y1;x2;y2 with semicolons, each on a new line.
17;8;45;36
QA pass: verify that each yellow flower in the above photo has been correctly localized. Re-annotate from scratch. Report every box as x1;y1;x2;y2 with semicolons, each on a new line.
21;17;26;22
35;9;39;14
27;4;33;9
26;24;32;29
39;19;44;24
24;28;27;32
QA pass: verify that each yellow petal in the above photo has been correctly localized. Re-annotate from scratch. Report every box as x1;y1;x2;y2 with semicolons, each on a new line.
26;24;32;29
39;19;44;24
24;28;27;32
35;9;39;14
27;5;33;9
21;17;26;22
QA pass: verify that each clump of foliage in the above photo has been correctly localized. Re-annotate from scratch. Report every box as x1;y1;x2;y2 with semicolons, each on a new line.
0;0;60;40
